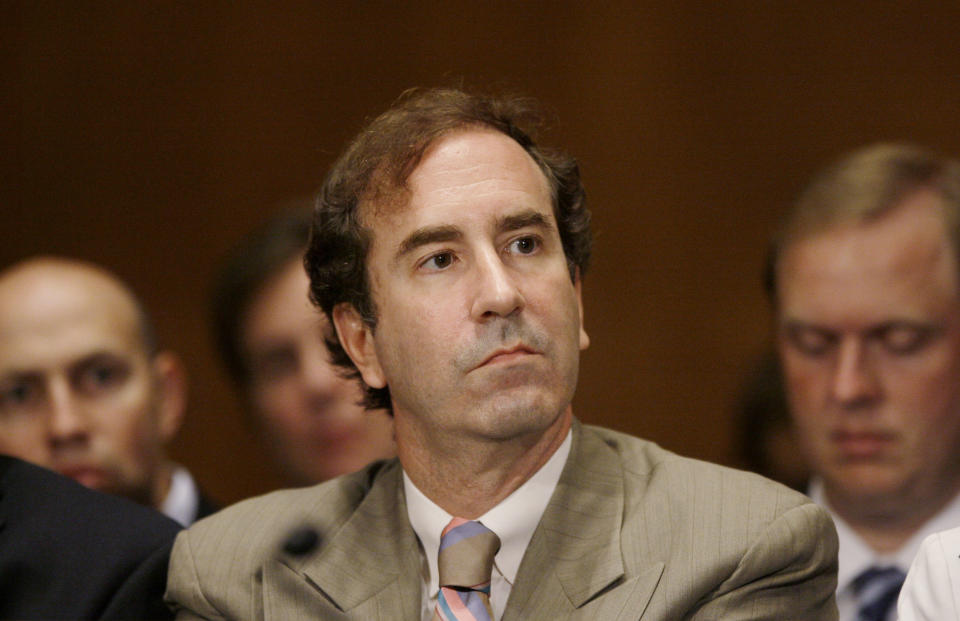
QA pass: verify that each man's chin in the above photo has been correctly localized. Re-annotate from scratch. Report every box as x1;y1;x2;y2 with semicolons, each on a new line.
827;468;910;507
468;396;569;441
59;467;150;504
57;465;110;490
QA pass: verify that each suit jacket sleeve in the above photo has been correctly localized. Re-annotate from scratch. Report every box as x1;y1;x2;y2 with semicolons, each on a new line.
688;501;838;620
898;527;960;621
100;540;177;621
167;529;227;620
503;424;838;621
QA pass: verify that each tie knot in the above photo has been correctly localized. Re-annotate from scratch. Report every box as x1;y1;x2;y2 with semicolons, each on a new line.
853;566;906;621
438;518;501;589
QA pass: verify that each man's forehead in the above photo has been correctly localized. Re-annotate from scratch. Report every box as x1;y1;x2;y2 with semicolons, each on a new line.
777;209;960;326
782;194;953;273
0;305;141;365
409;129;549;188
359;129;553;232
0;264;146;364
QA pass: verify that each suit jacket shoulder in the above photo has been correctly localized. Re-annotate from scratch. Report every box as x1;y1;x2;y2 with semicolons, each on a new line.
504;423;839;620
166;459;423;620
0;455;182;620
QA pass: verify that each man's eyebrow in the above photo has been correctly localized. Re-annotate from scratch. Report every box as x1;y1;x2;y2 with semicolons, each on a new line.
779;318;823;331
0;369;40;383
396;225;462;260
394;210;553;261
73;351;126;366
498;211;552;233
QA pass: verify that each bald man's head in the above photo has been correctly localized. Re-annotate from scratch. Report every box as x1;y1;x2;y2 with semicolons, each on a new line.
0;258;158;353
0;257;186;509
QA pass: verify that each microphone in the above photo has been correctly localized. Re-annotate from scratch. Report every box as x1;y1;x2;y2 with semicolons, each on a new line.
282;526;321;557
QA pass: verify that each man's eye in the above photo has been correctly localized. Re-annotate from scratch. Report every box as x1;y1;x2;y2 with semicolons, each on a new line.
877;325;934;355
0;378;45;416
422;252;455;271
509;237;539;255
90;366;118;386
253;348;298;382
77;360;129;393
785;326;835;356
0;382;34;408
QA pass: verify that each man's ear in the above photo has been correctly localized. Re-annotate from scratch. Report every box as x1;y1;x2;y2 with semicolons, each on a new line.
151;351;188;443
332;303;386;389
574;269;590;351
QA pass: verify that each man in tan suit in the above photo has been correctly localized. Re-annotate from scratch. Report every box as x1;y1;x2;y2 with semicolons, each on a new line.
166;88;838;620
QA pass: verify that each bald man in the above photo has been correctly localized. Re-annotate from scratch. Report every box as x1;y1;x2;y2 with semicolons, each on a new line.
0;256;216;525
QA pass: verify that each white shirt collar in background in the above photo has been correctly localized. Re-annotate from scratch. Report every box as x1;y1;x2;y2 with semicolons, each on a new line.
810;477;960;621
162;464;200;527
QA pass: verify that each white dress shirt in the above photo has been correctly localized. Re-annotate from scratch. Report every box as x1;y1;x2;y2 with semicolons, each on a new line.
404;430;571;621
161;464;201;526
810;479;960;621
898;525;960;620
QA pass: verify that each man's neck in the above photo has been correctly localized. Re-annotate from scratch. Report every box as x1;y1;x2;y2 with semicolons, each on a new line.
826;477;960;554
150;460;175;511
398;409;572;519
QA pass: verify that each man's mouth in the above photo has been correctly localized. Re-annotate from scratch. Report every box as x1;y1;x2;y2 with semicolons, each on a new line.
830;429;897;459
57;464;108;488
477;344;537;368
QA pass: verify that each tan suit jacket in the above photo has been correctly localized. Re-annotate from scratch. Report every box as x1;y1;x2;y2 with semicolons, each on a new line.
166;421;838;619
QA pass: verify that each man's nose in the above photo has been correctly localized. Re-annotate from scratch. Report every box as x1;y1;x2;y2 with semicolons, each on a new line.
469;251;525;320
47;380;89;444
830;339;881;408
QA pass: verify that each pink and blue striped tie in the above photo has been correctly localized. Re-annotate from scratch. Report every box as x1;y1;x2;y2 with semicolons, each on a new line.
432;518;501;621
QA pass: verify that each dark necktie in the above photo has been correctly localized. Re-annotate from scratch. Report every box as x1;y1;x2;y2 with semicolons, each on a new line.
432;518;501;621
853;566;906;621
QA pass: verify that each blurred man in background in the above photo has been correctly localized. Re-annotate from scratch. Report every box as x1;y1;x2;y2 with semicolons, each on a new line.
211;207;394;486
0;256;216;525
769;143;960;621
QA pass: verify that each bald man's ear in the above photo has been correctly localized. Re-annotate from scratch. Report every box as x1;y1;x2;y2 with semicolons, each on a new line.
151;351;187;442
332;303;386;389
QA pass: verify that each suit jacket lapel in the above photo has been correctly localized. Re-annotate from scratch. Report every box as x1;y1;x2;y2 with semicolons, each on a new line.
279;461;423;620
504;421;662;620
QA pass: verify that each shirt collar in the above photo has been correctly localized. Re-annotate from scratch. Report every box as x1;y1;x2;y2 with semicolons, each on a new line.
404;429;572;597
162;464;199;526
809;477;960;591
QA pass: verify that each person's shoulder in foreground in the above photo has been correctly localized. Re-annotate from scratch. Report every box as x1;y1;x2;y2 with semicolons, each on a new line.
167;421;838;620
898;525;960;621
0;454;182;620
582;424;838;620
165;456;405;621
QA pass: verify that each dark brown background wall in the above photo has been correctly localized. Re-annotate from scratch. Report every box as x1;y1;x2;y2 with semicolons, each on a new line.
5;2;960;503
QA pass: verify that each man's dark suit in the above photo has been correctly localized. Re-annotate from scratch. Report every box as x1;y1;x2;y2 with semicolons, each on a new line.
195;492;219;522
0;455;182;620
167;421;839;620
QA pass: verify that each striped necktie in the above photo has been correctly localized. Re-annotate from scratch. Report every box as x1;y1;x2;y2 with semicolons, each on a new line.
853;566;906;621
433;518;501;621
